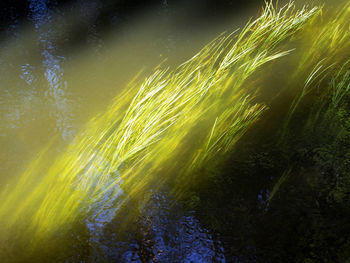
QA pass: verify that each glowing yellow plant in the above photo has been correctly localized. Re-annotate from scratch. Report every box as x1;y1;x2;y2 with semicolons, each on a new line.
0;1;320;258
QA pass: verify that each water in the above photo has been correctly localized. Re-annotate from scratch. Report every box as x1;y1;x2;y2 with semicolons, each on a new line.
85;191;226;262
1;1;349;262
0;1;245;261
0;0;250;185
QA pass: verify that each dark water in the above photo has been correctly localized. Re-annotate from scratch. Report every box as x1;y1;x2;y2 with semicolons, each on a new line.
1;1;350;262
86;192;226;262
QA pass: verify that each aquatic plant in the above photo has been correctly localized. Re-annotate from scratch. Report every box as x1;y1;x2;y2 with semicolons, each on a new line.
279;1;350;139
268;1;350;201
0;1;322;260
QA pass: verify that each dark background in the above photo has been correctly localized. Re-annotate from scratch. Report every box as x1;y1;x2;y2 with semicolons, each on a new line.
0;0;264;32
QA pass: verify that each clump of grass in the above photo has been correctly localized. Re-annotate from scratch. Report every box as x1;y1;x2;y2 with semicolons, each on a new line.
279;1;350;140
268;61;350;208
329;62;350;109
270;2;350;199
185;96;267;173
0;1;320;259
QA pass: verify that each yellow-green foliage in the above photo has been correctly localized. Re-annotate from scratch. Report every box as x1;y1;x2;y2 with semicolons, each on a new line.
280;1;350;136
271;2;350;206
0;1;322;256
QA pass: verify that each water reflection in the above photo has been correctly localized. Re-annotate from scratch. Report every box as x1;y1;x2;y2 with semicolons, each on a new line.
29;0;73;140
89;192;226;263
